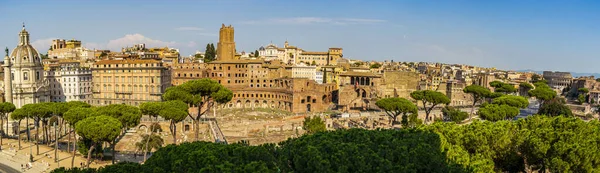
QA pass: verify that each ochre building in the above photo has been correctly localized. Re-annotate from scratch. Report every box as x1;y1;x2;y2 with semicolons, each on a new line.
204;24;337;113
91;59;171;106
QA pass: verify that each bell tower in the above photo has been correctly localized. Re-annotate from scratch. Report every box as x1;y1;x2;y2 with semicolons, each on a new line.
216;24;236;61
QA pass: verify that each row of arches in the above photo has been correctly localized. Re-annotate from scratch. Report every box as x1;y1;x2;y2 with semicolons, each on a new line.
226;100;293;112
350;76;374;86
234;93;292;100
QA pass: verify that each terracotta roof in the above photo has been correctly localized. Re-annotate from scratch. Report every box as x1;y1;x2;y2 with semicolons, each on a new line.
300;51;328;55
58;59;80;63
339;71;381;77
208;59;265;64
94;59;161;65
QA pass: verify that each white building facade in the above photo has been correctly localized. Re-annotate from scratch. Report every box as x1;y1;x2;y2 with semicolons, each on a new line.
289;64;317;81
258;41;301;64
45;61;93;103
315;71;324;84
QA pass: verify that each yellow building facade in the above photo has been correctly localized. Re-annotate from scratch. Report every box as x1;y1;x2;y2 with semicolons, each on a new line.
91;59;172;106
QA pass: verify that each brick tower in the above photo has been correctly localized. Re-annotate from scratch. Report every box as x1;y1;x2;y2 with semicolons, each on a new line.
217;24;236;61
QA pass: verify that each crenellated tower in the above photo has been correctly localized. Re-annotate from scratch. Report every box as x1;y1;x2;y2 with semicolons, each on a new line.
217;24;236;61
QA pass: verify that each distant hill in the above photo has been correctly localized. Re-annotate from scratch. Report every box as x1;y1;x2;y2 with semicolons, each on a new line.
516;69;600;78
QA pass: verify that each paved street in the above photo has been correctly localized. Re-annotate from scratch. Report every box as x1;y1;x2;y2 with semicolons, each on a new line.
0;138;109;173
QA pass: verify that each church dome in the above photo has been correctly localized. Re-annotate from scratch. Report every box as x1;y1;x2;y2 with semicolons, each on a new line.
10;25;42;67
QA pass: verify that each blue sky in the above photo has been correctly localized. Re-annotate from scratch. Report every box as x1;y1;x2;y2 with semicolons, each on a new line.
1;0;600;73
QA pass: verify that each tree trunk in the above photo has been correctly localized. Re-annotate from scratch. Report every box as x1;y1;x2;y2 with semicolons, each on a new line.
195;104;200;141
422;102;429;123
17;120;21;150
470;101;476;120
171;121;177;144
0;117;3;148
67;126;71;154
35;122;39;155
58;119;63;137
143;136;149;162
45;121;50;145
143;117;155;163
86;143;95;168
6;114;9;140
71;132;76;168
26;118;30;141
194;119;200;141
111;141;116;164
42;122;46;144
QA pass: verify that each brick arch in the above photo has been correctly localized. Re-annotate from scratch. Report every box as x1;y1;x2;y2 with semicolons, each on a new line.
236;100;242;108
254;100;260;108
245;100;251;108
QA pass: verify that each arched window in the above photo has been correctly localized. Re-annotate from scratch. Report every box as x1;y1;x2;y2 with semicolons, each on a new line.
23;72;29;80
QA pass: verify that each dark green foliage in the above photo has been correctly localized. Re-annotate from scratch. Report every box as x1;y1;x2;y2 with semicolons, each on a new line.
538;98;573;117
50;167;97;173
150;123;162;132
52;162;141;173
528;82;556;103
204;43;216;62
492;95;529;108
163;78;233;141
516;116;600;172
489;81;517;94
77;138;103;158
488;92;504;98
531;74;541;82
93;104;142;128
478;104;520;121
442;106;469;123
302;116;326;134
278;129;465;173
519;82;534;90
410;90;451;122
375;97;418;126
135;134;163;153
143;142;279;172
578;88;589;94
53;116;600;173
578;94;586;104
369;63;382;69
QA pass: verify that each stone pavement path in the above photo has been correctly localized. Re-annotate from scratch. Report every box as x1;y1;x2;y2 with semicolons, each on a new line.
0;138;109;173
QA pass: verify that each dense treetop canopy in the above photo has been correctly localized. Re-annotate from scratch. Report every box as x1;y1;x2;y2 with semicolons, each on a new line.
463;85;492;100
163;78;233;105
52;115;600;173
75;115;122;144
478;103;520;121
491;95;529;109
375;97;417;115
